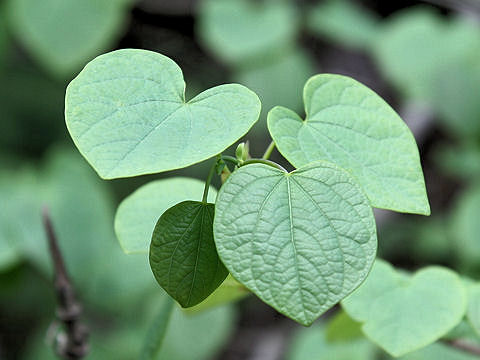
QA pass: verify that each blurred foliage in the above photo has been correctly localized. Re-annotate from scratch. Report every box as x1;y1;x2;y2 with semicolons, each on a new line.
1;0;480;358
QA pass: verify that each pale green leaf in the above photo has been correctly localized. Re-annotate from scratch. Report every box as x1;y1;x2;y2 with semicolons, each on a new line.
325;310;363;343
234;48;315;125
397;342;480;360
342;259;467;357
150;201;228;307
65;49;261;179
451;184;480;268
467;284;480;337
288;324;375;360
268;74;430;215
307;0;379;50
197;0;299;65
115;178;217;254
7;0;130;77
214;161;377;325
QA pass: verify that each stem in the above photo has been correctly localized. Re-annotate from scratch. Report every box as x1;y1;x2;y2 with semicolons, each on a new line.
140;297;175;360
242;159;287;172
221;155;240;167
202;160;217;203
42;207;89;359
444;339;480;356
262;141;276;160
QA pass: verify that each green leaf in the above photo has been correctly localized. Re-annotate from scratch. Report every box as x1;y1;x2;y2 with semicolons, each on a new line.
197;0;299;65
397;342;480;360
115;178;217;254
140;297;174;360
342;260;467;357
185;274;250;313
451;184;480;268
150;201;228;307
467;284;480;337
307;0;379;50
65;49;261;179
234;48;314;128
7;0;130;77
325;310;363;343
288;323;375;360
214;161;377;325
268;74;430;215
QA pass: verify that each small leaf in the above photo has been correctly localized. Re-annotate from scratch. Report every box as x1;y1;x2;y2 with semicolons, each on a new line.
114;178;217;254
342;259;467;357
268;74;430;215
7;0;130;77
197;0;299;65
214;161;377;325
150;201;228;308
325;310;363;343
65;49;260;179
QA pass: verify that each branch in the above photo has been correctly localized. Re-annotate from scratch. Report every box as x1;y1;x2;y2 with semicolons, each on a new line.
42;207;89;359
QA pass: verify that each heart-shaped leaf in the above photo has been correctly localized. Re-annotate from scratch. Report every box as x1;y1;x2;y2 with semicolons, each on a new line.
65;49;261;179
268;74;430;215
150;201;228;308
214;161;377;325
7;0;130;77
197;0;299;65
115;178;217;254
342;260;467;357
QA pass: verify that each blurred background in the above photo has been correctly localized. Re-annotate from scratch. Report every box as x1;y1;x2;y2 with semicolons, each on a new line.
1;0;480;359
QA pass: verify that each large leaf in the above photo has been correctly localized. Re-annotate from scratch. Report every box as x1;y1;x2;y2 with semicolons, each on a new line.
7;0;130;77
150;201;228;307
65;49;261;179
397;343;480;360
467;284;480;336
214;161;377;325
115;178;217;254
342;260;467;357
197;0;299;65
268;74;430;215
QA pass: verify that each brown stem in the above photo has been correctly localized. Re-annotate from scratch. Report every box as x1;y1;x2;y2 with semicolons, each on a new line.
444;339;480;357
42;207;89;360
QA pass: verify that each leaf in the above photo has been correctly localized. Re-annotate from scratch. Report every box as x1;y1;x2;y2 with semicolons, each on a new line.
451;184;480;268
7;0;130;77
234;48;314;128
115;178;217;254
325;310;363;343
307;0;379;50
197;0;299;65
268;74;430;215
150;201;228;307
288;323;375;360
397;342;480;360
342;260;467;357
140;297;174;360
214;161;377;325
65;49;261;179
467;284;480;337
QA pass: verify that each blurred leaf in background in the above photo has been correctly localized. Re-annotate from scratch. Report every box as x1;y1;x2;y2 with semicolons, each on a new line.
6;0;133;78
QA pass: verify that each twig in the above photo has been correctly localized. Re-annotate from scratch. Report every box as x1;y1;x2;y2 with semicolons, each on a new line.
420;0;480;16
42;207;89;359
444;339;480;356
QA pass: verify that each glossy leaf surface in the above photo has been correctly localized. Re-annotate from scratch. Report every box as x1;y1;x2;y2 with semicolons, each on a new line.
150;201;228;307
